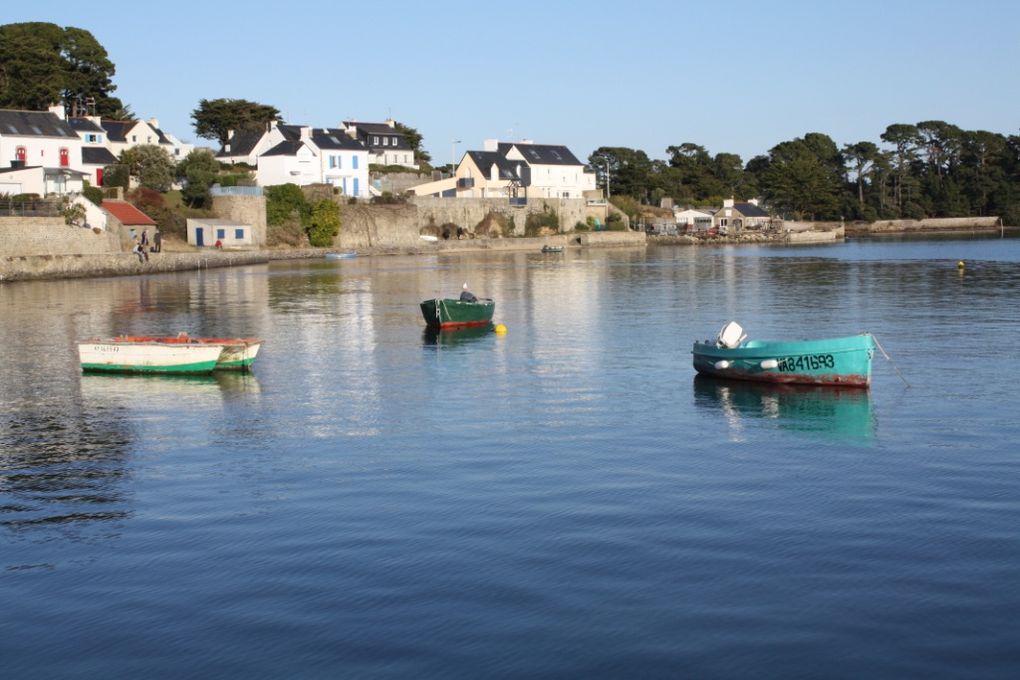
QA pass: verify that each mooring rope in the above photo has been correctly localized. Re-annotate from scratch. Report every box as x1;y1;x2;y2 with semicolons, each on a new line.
872;333;910;388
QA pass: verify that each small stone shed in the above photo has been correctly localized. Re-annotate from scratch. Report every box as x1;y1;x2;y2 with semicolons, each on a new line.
186;218;256;248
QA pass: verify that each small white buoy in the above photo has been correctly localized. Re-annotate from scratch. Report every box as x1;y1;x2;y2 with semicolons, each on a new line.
760;359;779;369
714;360;731;370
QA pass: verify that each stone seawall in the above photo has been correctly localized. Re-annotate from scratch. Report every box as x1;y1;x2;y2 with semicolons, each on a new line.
845;217;1002;235
0;217;123;257
0;251;268;283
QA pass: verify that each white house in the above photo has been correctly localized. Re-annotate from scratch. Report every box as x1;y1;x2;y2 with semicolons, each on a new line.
497;141;596;199
253;125;369;196
217;123;290;166
342;119;418;169
675;208;714;233
100;118;167;158
68;117;117;186
410;139;596;200
0;105;87;195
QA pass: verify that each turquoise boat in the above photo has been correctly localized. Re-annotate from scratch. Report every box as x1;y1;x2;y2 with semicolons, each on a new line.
420;298;495;329
692;322;876;387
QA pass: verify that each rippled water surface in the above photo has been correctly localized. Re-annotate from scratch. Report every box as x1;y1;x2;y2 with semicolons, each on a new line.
3;236;1020;678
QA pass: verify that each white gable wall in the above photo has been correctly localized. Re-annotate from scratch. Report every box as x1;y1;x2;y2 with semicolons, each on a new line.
0;132;83;175
257;145;319;186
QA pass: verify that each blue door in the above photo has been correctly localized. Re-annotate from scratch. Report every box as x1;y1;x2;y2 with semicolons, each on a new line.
195;227;204;247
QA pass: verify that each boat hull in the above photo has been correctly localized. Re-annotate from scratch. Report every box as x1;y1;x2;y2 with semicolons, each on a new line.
420;298;495;329
79;341;224;374
692;334;875;387
83;335;263;371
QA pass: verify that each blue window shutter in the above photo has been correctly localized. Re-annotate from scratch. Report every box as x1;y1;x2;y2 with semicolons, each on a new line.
353;178;359;196
352;156;358;169
235;228;244;239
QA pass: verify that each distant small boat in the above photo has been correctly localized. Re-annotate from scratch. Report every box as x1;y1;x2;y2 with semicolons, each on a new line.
692;322;875;387
325;251;357;260
541;245;564;253
419;234;439;242
79;333;263;373
420;298;495;329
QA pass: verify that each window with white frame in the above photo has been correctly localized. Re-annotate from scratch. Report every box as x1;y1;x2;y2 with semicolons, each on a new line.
373;136;379;145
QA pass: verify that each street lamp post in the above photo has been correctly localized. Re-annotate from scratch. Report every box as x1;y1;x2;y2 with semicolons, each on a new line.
451;140;461;178
604;159;611;199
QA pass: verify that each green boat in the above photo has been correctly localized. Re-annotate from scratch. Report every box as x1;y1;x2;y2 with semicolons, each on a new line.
692;322;876;387
420;297;495;329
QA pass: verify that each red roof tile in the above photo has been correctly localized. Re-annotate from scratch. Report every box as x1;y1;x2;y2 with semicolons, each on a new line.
102;200;156;226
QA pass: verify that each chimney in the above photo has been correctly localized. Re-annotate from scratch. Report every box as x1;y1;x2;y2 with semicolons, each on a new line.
385;118;395;128
300;126;311;141
484;138;498;152
48;103;66;120
147;117;160;129
723;198;735;208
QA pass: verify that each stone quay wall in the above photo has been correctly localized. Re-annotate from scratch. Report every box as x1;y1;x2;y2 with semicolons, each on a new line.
845;217;1002;235
0;217;123;257
0;250;268;283
407;197;597;236
211;194;268;246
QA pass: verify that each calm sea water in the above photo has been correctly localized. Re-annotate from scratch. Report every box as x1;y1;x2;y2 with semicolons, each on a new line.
2;236;1019;678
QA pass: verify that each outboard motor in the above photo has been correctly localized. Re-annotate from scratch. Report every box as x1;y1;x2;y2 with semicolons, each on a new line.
716;321;747;348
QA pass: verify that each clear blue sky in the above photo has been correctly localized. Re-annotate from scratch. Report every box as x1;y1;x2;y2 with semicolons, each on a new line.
4;0;1018;165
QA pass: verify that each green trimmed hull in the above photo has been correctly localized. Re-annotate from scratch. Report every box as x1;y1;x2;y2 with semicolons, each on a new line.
693;334;876;387
80;359;220;374
78;340;224;375
420;298;495;329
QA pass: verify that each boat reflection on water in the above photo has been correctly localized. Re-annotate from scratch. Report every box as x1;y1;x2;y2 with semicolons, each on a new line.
693;374;875;443
80;371;261;403
423;323;494;347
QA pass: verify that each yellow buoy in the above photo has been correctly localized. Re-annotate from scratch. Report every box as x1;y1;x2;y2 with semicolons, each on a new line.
494;323;507;335
957;260;965;269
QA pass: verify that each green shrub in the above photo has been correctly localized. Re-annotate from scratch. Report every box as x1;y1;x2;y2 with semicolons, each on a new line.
524;206;559;236
265;183;309;226
574;221;589;231
82;184;104;206
307;200;341;247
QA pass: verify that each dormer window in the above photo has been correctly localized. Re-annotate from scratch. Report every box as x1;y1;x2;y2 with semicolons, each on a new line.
372;136;379;145
382;137;389;146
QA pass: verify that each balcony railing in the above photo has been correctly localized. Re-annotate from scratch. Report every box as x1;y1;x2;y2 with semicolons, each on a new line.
210;185;263;197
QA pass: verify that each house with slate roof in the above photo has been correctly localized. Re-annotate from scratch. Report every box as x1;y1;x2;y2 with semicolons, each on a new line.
219;121;369;195
217;124;284;166
409;139;596;201
252;123;369;196
0;104;87;195
100;118;171;158
341;119;418;169
713;199;773;233
68;117;117;186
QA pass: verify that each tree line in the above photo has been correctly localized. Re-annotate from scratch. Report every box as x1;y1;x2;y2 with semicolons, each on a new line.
3;22;1017;223
589;123;1020;225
